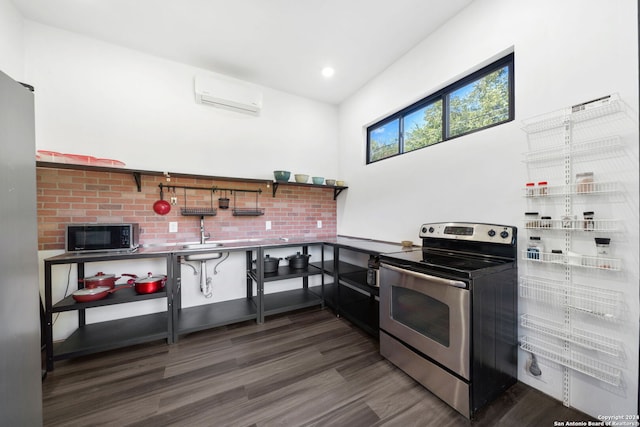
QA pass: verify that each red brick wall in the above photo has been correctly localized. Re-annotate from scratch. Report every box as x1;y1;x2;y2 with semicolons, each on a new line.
37;168;338;250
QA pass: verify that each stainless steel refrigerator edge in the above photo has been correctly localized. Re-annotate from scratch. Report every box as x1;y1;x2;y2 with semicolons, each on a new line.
0;70;43;424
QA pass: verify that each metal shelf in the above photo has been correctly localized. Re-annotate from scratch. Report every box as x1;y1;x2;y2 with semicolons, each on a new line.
519;335;622;386
308;282;337;309
520;314;623;358
249;264;323;282
37;161;270;192
52;287;167;313
44;252;173;371
521;250;621;271
522;136;624;164
175;298;257;336
523;218;621;232
263;288;323;317
519;276;623;321
271;181;348;200
523;181;622;198
52;312;169;361
521;95;632;134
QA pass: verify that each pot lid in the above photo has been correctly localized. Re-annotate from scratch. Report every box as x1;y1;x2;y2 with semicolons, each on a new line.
85;272;117;281
287;252;311;258
73;286;110;295
135;275;165;283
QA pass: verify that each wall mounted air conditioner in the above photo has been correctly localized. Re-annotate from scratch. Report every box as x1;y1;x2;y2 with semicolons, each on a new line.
194;75;263;114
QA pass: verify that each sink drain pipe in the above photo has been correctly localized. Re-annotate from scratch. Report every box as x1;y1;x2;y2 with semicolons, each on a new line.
198;253;230;298
200;260;213;298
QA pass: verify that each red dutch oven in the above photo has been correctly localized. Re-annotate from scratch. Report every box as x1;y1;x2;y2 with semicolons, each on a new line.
79;272;121;289
123;272;167;294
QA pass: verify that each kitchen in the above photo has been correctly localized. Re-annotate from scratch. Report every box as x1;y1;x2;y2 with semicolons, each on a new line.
1;0;638;425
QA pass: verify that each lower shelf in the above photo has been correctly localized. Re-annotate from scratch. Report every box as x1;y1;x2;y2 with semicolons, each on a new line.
338;284;379;337
176;298;258;336
309;283;337;309
53;312;169;361
520;335;621;387
263;288;323;317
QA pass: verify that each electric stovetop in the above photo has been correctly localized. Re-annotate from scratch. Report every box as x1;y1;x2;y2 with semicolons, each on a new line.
380;248;515;279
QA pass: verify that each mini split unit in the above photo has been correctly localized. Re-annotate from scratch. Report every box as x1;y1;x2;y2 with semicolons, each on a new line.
194;75;263;114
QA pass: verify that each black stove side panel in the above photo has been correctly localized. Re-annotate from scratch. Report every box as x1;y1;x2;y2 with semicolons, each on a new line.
470;265;518;415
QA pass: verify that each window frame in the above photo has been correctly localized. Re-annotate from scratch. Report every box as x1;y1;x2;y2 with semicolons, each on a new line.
366;53;514;164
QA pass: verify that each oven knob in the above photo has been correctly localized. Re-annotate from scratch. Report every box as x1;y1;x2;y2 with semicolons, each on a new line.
500;230;510;239
421;226;428;234
428;227;435;233
487;229;496;237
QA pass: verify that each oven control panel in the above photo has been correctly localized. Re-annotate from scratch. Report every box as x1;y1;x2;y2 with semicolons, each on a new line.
419;222;515;244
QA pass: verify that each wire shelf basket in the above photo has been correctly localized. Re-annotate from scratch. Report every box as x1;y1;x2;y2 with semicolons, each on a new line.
519;276;622;320
520;313;623;358
180;207;218;216
519;335;622;386
521;251;621;271
523;181;622;198
522;136;623;164
521;94;630;134
523;218;621;232
232;208;265;216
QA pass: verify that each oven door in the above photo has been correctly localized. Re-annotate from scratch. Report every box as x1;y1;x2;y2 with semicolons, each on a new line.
379;263;471;380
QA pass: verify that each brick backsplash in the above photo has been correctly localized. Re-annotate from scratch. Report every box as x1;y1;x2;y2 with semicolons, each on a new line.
37;168;338;250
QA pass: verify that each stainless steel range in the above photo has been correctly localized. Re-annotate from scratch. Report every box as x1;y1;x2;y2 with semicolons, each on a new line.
379;222;518;419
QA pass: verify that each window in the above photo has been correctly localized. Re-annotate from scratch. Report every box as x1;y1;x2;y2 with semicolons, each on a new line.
366;53;514;163
369;118;400;162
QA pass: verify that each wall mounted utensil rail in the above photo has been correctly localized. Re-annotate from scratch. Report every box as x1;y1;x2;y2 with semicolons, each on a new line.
159;183;263;217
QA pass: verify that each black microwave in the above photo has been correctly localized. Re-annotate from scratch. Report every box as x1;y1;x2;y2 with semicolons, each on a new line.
65;223;139;253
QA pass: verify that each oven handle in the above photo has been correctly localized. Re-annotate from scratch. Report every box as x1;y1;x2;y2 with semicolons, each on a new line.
380;263;467;289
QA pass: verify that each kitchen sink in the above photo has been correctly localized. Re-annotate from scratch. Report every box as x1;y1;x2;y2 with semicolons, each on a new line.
182;242;224;261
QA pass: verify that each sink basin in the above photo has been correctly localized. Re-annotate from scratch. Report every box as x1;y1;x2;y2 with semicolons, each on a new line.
182;242;224;250
182;242;224;261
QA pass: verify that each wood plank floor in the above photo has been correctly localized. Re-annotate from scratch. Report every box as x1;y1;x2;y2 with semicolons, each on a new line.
42;308;594;426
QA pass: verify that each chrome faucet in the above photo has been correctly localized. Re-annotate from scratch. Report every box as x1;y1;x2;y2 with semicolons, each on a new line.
199;216;211;244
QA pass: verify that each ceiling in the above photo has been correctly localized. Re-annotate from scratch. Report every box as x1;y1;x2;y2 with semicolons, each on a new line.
11;0;473;104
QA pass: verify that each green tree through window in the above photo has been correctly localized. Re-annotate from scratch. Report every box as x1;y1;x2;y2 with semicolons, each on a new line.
404;100;443;152
449;66;510;137
366;53;513;163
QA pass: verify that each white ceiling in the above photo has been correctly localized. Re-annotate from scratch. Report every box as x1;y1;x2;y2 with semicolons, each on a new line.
11;0;473;104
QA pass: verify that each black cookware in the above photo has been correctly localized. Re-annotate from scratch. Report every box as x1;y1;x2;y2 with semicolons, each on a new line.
285;252;312;269
254;255;281;273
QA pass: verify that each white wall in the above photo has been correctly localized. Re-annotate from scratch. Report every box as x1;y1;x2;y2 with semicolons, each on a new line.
337;0;638;418
23;21;339;180
0;0;25;80
21;21;341;341
337;0;638;242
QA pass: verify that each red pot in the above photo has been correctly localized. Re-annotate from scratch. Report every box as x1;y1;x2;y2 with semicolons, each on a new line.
72;284;133;303
79;272;121;289
123;273;167;294
153;199;171;215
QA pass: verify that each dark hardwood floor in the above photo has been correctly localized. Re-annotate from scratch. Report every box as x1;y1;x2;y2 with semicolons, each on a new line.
42;308;594;426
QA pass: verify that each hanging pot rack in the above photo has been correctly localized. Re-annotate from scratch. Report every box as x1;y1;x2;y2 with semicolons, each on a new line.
158;183;263;216
232;189;265;216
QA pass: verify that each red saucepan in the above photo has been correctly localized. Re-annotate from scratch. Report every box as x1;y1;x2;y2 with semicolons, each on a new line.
122;272;167;294
78;272;121;289
72;283;133;303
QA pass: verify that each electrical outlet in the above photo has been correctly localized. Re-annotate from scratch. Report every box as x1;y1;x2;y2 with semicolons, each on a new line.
317;220;322;228
265;221;271;230
169;222;178;233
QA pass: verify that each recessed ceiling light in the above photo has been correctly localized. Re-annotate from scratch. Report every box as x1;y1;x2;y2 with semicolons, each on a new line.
321;67;335;78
